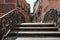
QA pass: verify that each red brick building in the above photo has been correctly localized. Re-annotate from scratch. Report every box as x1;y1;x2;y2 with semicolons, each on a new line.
0;0;31;22
0;0;17;13
33;0;60;23
0;0;16;16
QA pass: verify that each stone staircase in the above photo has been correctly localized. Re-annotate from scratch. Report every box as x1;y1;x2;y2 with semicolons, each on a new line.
7;23;60;37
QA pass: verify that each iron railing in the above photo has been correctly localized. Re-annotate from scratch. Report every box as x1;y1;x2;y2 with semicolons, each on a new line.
0;9;20;40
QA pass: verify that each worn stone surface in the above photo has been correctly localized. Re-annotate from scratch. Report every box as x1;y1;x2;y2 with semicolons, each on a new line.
6;37;60;40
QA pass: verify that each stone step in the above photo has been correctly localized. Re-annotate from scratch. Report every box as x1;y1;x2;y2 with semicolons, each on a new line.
6;37;60;40
7;31;60;37
12;27;58;31
16;23;55;27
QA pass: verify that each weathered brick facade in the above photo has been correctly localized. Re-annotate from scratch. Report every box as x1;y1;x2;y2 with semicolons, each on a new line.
0;0;16;14
16;0;31;22
0;4;16;13
0;0;31;22
0;0;4;3
5;0;16;3
33;0;60;23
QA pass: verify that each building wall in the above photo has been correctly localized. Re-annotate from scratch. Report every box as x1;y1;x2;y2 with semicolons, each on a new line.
16;0;31;22
33;0;42;22
33;0;60;23
18;0;30;13
41;0;60;22
0;0;31;22
0;0;16;14
41;0;60;13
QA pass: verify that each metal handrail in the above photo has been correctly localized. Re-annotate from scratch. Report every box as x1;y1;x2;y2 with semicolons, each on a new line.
0;9;15;19
0;9;19;40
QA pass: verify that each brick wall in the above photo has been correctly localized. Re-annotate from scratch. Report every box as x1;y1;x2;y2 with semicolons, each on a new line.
0;0;16;13
0;0;4;3
5;0;16;3
0;4;16;13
